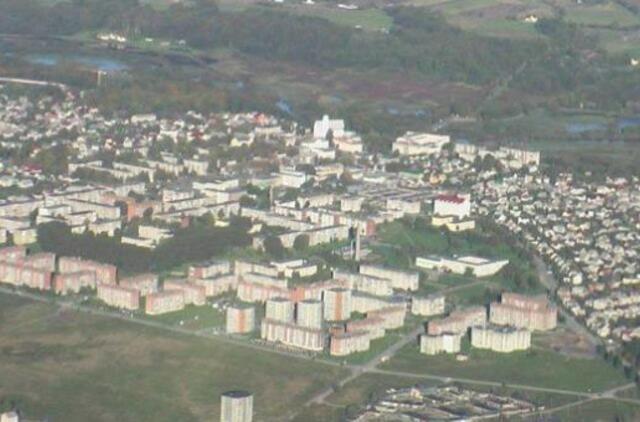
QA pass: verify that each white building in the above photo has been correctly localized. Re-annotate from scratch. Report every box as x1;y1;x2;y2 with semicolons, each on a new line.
296;299;323;329
433;194;471;219
226;305;256;334
265;297;294;323
0;412;19;422
416;255;508;278
220;390;253;422
411;294;445;316
278;169;310;188
392;132;450;156
313;115;345;139
359;264;419;291
471;324;531;353
323;287;352;321
420;333;461;355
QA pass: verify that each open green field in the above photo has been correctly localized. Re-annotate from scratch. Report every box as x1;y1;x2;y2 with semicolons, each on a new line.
284;5;393;32
395;0;640;54
140;303;226;330
589;28;640;57
406;0;552;39
551;399;640;422
555;0;640;28
0;293;346;421
381;340;627;393
374;219;544;297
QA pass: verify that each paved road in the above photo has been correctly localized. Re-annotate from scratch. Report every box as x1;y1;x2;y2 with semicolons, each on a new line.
371;368;599;398
306;323;424;406
0;77;67;90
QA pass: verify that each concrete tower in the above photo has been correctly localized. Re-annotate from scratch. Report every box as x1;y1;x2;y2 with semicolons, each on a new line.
220;390;253;422
323;288;352;321
296;299;323;329
265;297;294;323
226;304;256;334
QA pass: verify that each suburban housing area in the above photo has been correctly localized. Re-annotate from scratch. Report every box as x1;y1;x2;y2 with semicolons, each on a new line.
0;82;638;422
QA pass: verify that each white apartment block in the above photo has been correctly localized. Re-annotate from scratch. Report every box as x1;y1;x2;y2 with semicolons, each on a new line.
471;325;531;353
433;194;471;219
420;333;461;355
416;255;508;278
392;132;450;156
411;294;445;316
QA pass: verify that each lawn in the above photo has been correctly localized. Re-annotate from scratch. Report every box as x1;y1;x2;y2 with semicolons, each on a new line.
414;0;553;39
140;303;226;331
447;281;497;306
287;6;393;32
558;0;640;28
550;399;640;421
592;29;640;57
375;219;544;295
461;17;542;40
381;341;627;393
0;293;347;421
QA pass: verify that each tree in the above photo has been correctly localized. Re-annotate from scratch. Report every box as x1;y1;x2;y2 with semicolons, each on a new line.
239;195;256;208
293;234;310;252
263;236;285;259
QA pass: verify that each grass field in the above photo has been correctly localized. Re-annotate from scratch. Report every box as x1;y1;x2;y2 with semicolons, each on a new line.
0;293;346;421
397;0;640;53
381;340;627;393
590;28;640;57
555;0;640;28
374;219;544;297
285;5;393;32
139;303;226;330
551;399;640;421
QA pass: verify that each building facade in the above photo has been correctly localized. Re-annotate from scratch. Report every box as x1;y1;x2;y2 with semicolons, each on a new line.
471;325;531;353
420;333;462;355
226;305;256;334
323;288;352;321
220;390;253;422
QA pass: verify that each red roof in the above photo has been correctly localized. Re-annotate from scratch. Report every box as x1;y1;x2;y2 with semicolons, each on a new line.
436;194;466;204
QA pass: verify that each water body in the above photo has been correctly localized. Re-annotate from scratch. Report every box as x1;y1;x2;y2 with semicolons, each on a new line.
24;53;128;72
385;105;428;117
566;117;640;134
565;121;606;134
617;117;640;131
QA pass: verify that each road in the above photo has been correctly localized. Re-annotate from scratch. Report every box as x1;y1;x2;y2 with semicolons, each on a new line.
306;323;424;406
0;77;67;90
